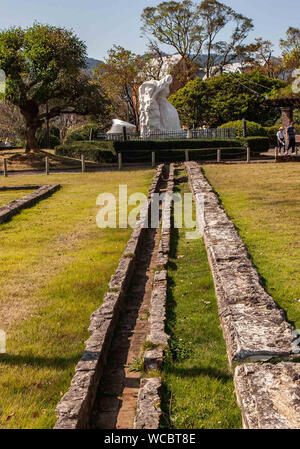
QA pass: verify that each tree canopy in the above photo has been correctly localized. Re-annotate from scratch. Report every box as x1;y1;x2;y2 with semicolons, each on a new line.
95;45;147;130
0;23;108;151
141;0;254;80
169;71;286;127
280;27;300;73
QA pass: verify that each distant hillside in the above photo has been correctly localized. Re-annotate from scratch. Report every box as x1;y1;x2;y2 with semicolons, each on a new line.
85;57;101;71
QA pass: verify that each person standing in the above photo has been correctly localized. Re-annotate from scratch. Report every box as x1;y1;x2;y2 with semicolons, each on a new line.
277;127;285;153
286;122;296;154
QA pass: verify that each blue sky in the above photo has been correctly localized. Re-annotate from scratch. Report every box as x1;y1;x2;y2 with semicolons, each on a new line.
0;0;299;59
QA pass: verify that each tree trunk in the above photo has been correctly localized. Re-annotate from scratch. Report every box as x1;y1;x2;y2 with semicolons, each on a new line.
25;125;39;153
21;101;41;153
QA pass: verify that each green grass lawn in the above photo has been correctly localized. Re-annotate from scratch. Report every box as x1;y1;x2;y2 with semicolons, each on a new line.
161;169;241;429
204;163;300;330
0;190;35;207
0;169;154;429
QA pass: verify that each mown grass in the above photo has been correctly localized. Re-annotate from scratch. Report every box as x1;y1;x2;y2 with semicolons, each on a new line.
204;163;300;330
161;169;241;429
0;169;154;429
0;190;35;207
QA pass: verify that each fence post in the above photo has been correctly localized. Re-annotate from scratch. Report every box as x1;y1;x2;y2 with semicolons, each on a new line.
45;157;49;175
217;149;221;163
3;158;7;177
274;147;279;161
185;150;189;162
81;154;85;173
122;126;127;142
247;147;251;164
118;152;122;170
151;151;155;167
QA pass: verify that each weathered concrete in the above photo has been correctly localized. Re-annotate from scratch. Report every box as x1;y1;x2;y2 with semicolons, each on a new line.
54;165;165;429
134;377;162;429
144;164;174;372
0;184;60;223
235;362;300;429
186;161;299;366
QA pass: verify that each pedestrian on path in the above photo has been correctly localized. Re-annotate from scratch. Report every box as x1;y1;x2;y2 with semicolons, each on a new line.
277;127;285;153
286;122;296;154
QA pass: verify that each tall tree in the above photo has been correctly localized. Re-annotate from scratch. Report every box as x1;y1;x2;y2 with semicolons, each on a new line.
141;1;254;82
95;46;147;130
250;38;285;80
280;27;300;73
141;1;205;84
198;0;233;78
143;41;167;81
0;23;107;152
212;13;254;75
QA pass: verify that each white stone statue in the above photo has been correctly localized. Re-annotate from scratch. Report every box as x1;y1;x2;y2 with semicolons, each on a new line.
139;75;182;136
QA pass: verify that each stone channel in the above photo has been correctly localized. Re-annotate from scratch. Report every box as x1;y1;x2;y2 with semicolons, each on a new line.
185;161;300;429
55;164;173;429
0;184;60;223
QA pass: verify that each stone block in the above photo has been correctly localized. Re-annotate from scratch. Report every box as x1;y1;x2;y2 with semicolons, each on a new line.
234;362;300;429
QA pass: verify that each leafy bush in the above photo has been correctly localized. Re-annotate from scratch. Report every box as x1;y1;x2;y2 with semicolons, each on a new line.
38;126;61;149
55;141;116;163
170;71;286;127
239;137;270;153
264;125;280;147
64;123;104;143
219;120;267;138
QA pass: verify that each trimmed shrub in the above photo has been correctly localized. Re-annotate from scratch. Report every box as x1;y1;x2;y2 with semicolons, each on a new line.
55;141;116;163
239;136;270;153
264;126;279;147
124;147;246;163
55;137;268;163
219;120;267;137
64;123;104;143
113;139;242;153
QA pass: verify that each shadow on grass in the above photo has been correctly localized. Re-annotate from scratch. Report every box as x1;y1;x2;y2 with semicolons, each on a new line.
0;353;81;370
160;211;179;429
163;365;232;383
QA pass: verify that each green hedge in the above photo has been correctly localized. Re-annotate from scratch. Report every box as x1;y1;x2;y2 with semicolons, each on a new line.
55;137;269;163
113;139;241;153
219;120;267;137
55;141;116;163
122;147;246;163
239;136;270;153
